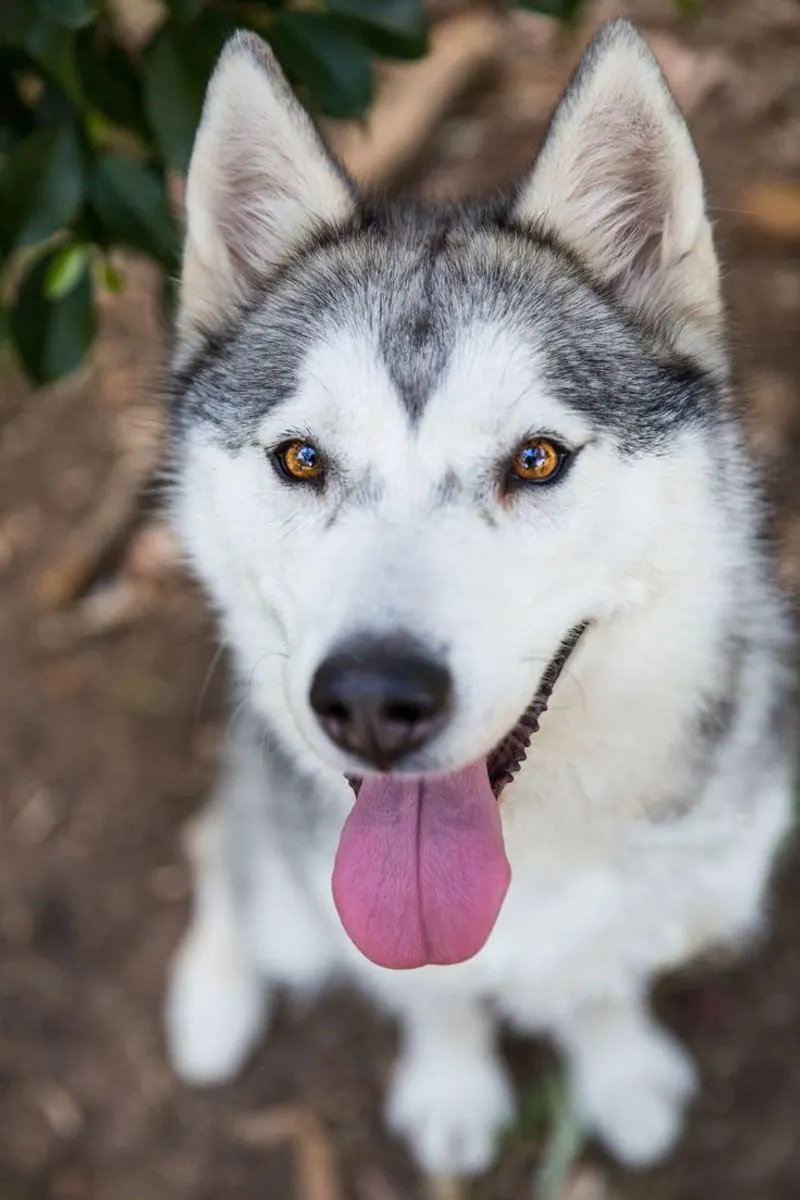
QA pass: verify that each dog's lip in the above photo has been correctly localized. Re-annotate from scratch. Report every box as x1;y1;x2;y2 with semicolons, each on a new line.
346;621;589;799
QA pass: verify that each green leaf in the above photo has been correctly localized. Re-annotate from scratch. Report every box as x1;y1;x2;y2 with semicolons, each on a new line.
0;123;84;250
23;13;83;104
326;0;425;35
328;15;428;61
11;247;96;384
143;27;205;173
34;0;98;31
89;152;179;265
96;257;124;293
75;28;148;135
0;50;35;145
45;242;89;299
0;0;30;45
163;0;207;23
144;14;233;172
515;0;584;19
270;11;373;118
2;6;83;103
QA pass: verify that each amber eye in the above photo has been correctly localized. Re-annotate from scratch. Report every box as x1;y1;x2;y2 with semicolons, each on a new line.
274;439;324;482
510;438;565;484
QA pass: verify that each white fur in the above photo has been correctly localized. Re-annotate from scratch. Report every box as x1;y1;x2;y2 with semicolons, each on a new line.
165;21;795;1184
168;317;793;1172
165;806;268;1083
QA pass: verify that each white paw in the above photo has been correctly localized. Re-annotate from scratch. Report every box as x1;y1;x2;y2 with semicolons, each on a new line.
165;923;268;1086
386;1048;514;1176
571;1024;697;1167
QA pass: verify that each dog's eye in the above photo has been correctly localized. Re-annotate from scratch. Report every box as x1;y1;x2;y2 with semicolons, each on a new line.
274;439;324;483
510;438;566;484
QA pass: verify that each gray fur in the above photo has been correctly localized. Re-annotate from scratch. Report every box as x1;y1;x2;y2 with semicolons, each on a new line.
164;18;796;1185
170;203;720;457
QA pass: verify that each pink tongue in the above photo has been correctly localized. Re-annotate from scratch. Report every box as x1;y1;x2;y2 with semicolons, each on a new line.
332;760;511;970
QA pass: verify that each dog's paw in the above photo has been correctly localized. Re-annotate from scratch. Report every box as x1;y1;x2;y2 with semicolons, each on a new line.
165;924;268;1086
386;1047;514;1176
571;1023;697;1167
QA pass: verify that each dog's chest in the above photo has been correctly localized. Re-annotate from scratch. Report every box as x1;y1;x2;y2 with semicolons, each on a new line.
315;822;652;1018
328;797;779;1028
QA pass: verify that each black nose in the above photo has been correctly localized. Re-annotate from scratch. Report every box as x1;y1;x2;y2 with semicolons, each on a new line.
309;638;452;769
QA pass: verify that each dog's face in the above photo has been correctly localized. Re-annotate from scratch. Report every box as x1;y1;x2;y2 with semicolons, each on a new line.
170;21;727;967
177;244;720;782
171;20;723;783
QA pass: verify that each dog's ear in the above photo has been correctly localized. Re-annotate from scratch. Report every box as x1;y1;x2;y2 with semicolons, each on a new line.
176;31;355;353
512;20;723;369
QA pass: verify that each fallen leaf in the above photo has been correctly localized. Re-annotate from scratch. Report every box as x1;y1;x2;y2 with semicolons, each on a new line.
425;1177;464;1200
736;181;800;241
36;579;154;649
31;1084;83;1139
125;520;182;580
0;508;40;573
8;787;61;846
744;369;798;463
556;1166;614;1200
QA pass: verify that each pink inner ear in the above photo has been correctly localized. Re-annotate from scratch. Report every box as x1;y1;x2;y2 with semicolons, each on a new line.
181;30;355;344
560;104;673;293
510;20;718;352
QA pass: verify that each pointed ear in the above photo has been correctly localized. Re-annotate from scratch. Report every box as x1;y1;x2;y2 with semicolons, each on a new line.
513;20;723;369
176;31;355;353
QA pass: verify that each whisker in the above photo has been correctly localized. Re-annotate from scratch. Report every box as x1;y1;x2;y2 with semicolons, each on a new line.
193;641;227;729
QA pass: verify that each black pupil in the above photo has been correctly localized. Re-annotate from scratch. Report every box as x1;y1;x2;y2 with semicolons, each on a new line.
295;444;317;471
520;443;549;472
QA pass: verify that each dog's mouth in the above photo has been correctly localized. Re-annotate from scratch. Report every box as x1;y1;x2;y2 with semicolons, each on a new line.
332;622;588;971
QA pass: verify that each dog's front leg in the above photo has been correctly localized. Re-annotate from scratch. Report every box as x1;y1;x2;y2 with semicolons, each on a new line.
385;997;514;1178
165;802;269;1085
556;996;698;1167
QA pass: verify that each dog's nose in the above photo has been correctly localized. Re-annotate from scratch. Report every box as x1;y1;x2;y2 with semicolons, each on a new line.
309;638;452;769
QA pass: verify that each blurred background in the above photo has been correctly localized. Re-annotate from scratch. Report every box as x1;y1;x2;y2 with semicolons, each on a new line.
1;1;800;1198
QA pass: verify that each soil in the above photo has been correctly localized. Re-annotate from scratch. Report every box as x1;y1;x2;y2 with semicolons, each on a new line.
1;1;800;1198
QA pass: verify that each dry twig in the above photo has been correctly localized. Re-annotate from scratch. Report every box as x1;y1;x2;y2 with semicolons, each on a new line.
230;1105;342;1200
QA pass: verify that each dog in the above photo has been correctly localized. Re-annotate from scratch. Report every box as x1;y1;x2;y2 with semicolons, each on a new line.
164;19;796;1179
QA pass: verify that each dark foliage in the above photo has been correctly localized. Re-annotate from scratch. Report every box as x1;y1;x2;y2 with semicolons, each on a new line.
0;0;582;384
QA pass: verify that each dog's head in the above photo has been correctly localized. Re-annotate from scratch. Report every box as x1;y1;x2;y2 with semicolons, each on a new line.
170;20;728;968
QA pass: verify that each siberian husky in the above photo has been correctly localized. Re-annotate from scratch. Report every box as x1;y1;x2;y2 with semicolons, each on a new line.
164;19;795;1179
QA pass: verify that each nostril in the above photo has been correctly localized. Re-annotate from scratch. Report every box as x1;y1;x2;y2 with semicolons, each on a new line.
322;699;350;722
382;701;429;727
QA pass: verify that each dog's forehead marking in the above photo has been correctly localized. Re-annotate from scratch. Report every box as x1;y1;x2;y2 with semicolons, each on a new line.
173;216;718;454
376;226;454;423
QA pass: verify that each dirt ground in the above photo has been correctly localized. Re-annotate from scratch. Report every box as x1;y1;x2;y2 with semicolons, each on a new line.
2;2;800;1198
